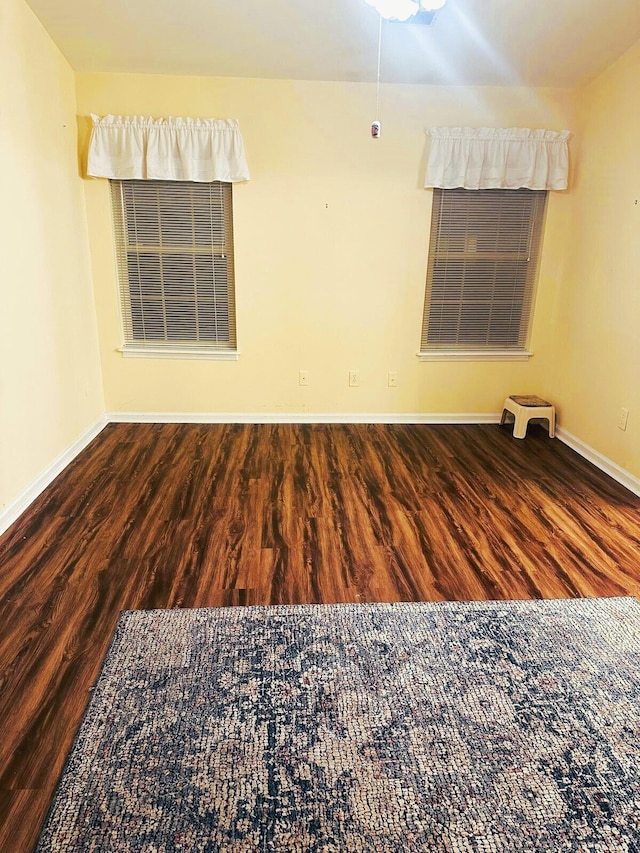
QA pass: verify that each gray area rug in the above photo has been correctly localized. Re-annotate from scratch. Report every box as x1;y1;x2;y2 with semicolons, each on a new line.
36;598;640;851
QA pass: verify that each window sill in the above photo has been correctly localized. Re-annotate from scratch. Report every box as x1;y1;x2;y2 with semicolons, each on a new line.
118;346;240;361
417;350;532;362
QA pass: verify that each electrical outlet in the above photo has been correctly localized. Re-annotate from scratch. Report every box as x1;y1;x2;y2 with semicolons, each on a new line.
618;407;629;431
388;371;398;388
349;370;360;387
299;370;309;386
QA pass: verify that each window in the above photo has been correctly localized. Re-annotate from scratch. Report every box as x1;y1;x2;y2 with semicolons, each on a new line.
110;180;237;358
419;188;547;361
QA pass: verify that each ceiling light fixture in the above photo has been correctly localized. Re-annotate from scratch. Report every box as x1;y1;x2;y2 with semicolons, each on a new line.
364;0;446;23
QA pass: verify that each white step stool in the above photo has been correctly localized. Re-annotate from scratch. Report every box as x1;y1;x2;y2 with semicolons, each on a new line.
500;395;556;439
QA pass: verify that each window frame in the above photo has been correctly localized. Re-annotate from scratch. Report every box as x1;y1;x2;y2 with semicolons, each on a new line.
418;187;548;363
110;179;239;361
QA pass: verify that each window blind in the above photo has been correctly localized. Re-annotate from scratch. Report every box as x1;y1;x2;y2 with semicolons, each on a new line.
420;188;547;352
110;180;236;351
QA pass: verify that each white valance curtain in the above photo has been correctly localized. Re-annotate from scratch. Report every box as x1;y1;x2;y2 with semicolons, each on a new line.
425;127;570;191
87;114;250;182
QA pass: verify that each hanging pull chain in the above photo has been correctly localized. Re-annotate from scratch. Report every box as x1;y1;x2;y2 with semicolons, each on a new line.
371;14;382;138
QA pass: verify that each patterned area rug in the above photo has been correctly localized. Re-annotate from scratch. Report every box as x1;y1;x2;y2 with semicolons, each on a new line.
36;598;640;852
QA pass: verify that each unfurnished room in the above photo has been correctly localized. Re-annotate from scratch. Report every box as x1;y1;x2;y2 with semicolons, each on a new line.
1;0;640;850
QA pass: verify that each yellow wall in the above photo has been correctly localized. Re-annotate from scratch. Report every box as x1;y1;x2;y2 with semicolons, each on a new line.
549;39;640;478
2;14;636;506
76;73;574;416
0;0;104;512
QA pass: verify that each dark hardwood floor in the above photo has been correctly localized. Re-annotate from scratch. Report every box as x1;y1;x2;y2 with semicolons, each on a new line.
1;422;639;851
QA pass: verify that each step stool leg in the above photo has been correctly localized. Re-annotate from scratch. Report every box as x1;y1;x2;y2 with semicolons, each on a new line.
513;410;528;439
548;408;556;438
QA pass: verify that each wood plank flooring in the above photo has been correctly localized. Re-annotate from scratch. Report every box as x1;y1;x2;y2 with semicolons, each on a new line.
1;422;639;851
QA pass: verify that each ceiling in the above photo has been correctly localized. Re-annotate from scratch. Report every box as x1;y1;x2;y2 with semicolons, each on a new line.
25;0;640;88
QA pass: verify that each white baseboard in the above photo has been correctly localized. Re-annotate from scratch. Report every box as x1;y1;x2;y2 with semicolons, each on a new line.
106;411;502;425
556;427;640;498
0;416;108;537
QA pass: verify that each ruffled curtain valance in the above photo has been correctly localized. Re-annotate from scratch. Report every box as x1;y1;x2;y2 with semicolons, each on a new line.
425;127;570;191
87;114;250;183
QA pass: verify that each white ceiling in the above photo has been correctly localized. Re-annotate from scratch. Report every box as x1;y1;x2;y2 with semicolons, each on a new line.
25;0;640;88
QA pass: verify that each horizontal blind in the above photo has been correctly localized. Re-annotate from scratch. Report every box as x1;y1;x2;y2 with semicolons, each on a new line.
421;188;547;351
111;180;236;350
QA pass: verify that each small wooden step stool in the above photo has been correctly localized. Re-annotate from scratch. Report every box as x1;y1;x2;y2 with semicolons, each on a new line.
500;395;556;439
